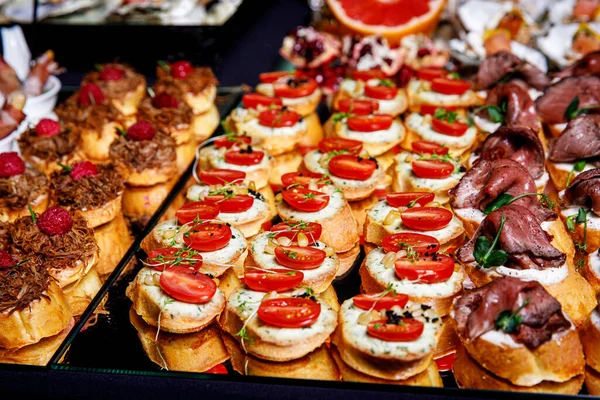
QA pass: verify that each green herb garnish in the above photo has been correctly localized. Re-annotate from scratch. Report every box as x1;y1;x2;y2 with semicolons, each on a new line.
27;205;36;224
495;298;529;333
483;193;556;215
474;215;508;269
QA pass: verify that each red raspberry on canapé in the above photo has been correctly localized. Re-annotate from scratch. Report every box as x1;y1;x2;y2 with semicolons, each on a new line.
37;206;73;236
79;83;105;107
0;250;16;269
171;61;193;79
70;161;99;180
0;152;26;177
35;118;61;137
127;120;156;141
99;66;125;81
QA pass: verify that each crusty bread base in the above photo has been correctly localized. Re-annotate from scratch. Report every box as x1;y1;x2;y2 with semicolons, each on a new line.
112;82;146;117
191;104;220;143
453;211;480;239
129;307;229;372
336;243;361;278
580;313;600;372
176;140;198;174
546;161;570;192
93;212;133;278
350;195;380;234
453;345;584;394
185;85;217;115
0;318;74;366
586;366;600;396
400;126;473;157
331;120;403;157
359;262;464;317
122;177;177;219
331;328;433;381
559;211;600;254
27;152;85;177
51;251;97;288
391;168;453;205
268;151;303;186
222;332;341;380
62;266;103;316
285;93;321;117
76;195;122;229
434;317;459;358
124;165;177;187
80;122;123;161
407;84;482;112
455;322;585;386
331;347;442;386
300;113;324;148
0;192;48;223
332;90;407;118
0;280;72;349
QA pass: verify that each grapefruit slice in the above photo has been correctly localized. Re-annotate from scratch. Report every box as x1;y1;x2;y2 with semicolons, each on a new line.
326;0;447;44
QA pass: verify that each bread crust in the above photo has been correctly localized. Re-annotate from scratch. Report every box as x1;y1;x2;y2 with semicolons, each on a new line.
332;90;408;117
123;164;177;187
586;365;600;396
191;104;220;142
453;344;584;394
51;251;97;288
284;91;321;117
580;311;600;373
129;308;229;372
350;194;379;234
559;211;600;254
93;212;133;278
239;123;307;156
331;120;405;157
435;317;459;358
62;267;103;316
336;243;361;278
112;81;146;117
76;195;123;228
80;122;123;161
0;192;48;223
122;177;177;218
268;151;303;186
400;125;475;157
175;140;198;174
546;161;571;192
0;280;72;349
331;347;442;386
406;81;482;111
299;113;324;148
184;85;217;115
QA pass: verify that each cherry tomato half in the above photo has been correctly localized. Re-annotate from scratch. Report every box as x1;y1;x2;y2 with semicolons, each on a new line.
224;150;265;166
352;69;385;81
244;268;304;292
337;99;379;115
347;115;393;132
281;171;328;188
214;135;252;149
259;71;292;83
242;93;283;109
318;138;363;154
431;118;469;137
146;247;203;271
353;293;409;311
386;192;434;208
281;187;330;212
328;155;377;181
204;194;254;213
411;159;454;179
257;297;321;328
417;68;447;82
274;245;326;270
411;141;449;155
176;201;220;224
271;221;323;245
159;266;216;304
367;319;424;342
395;254;454;283
200;169;246;185
274;76;318;98
431;78;472;95
183;223;232;252
258;109;300;128
382;232;440;254
400;207;453;231
364;84;398;100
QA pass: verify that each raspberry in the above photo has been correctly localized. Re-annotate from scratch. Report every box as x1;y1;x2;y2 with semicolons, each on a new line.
70;161;99;180
100;66;125;81
79;83;105;107
35;118;61;137
152;92;179;109
127;120;156;141
0;250;15;269
0;152;25;177
37;206;73;236
171;61;193;79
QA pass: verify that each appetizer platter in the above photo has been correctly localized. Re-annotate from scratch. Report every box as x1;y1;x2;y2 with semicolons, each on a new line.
5;0;600;398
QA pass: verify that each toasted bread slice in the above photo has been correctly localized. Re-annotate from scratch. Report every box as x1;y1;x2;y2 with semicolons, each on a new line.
586;366;600;396
80;122;123;161
51;251;97;288
0;192;49;223
337;243;361;278
192;104;220;143
62;267;103;316
331;118;405;157
122;177;177;220
407;80;481;111
300;113;324;148
580;309;600;373
269;151;303;186
401;117;477;157
78;195;123;229
93;212;133;278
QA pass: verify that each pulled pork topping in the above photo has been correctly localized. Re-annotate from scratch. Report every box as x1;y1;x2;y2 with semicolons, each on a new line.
155;65;217;96
138;96;192;134
17;126;78;161
548;114;600;162
10;213;98;272
456;204;566;270
0;221;13;251
82;63;145;98
480;126;546;179
50;164;124;210
453;277;570;349
536;76;600;124
55;93;123;132
109;131;177;173
449;158;555;222
482;83;540;132
476;51;550;91
563;168;600;217
0;255;52;314
0;166;49;209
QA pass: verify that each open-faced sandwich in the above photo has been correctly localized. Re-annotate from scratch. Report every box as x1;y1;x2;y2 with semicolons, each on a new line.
256;72;322;117
407;69;480;111
580;294;600;395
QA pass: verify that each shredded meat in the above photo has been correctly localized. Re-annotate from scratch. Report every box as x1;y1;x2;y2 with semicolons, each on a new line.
476;52;550;90
456;204;566;270
483;83;540;132
109;131;177;173
0;255;52;314
453;277;570;349
548;114;600;162
154;66;217;96
536;76;600;124
563;168;600;217
82;63;145;99
138;96;192;135
0;221;12;251
55;93;123;132
449;158;555;223
49;164;124;210
0;167;49;209
18;126;78;162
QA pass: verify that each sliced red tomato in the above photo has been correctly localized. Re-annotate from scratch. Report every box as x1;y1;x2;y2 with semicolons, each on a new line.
411;141;449;155
242;93;283;109
159;266;216;304
412;159;454;179
214;135;252;149
258;109;300;128
364;84;398;100
183;223;232;252
367;319;424;342
204;364;228;375
353;293;409;311
203;194;254;213
337;99;379;115
257;297;321;328
328;155;377;181
419;104;457;115
281;171;328;188
400;207;453;231
281;187;330;212
259;71;292;83
431;118;469;137
435;352;456;372
347;115;393;132
274;245;326;270
417;68;447;82
146;247;203;271
431;78;472;95
318;137;363;154
382;233;440;254
395;254;455;284
386;192;434;208
244;268;304;292
200;169;246;185
352;69;385;81
224;150;265;166
271;221;323;245
274;76;318;98
176;201;220;224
